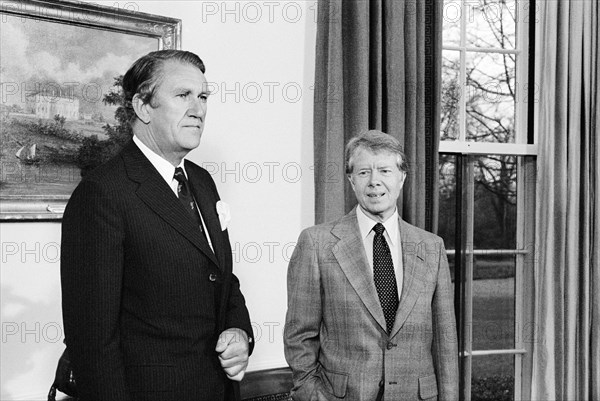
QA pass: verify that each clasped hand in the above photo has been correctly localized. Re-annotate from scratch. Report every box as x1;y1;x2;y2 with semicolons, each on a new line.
215;328;249;381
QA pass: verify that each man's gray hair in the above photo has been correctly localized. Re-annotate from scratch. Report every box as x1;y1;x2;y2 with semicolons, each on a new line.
345;130;408;174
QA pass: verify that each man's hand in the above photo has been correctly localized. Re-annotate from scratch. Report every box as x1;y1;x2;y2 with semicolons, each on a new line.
215;328;249;381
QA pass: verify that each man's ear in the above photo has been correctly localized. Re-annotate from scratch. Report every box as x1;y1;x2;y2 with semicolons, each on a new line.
399;171;407;189
131;94;151;124
347;174;355;190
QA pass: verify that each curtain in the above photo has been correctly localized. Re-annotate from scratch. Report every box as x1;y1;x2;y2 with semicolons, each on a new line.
313;0;442;231
531;1;599;399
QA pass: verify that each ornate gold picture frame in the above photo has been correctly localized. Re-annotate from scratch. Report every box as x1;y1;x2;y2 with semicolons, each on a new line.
0;0;181;220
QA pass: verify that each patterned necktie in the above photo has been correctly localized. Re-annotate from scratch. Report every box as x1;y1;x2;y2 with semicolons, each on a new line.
373;223;399;334
173;167;206;236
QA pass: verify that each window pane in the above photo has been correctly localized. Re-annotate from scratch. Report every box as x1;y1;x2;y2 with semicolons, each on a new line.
466;0;516;50
441;50;461;141
472;154;517;351
438;153;457;248
473;155;517;248
438;154;457;282
472;354;514;401
442;0;461;47
472;255;515;350
466;52;516;142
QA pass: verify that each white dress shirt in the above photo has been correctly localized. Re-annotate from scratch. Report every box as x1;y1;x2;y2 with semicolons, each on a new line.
133;136;214;250
356;206;403;299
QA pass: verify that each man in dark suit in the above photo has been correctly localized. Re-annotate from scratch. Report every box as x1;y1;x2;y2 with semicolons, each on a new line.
61;50;253;401
284;130;458;400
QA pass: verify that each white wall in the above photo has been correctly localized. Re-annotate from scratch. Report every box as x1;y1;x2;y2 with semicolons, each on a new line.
1;222;64;400
0;1;316;398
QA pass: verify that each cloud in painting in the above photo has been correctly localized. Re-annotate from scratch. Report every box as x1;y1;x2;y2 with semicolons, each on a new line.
1;14;157;109
0;18;33;84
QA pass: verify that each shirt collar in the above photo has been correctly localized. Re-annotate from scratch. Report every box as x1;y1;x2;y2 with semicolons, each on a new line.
356;206;400;246
133;135;186;181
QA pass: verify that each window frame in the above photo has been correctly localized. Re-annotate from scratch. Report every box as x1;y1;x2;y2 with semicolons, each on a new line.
438;1;537;400
441;153;536;401
439;0;536;155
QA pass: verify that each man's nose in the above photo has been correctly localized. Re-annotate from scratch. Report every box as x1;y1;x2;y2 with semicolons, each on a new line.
187;98;206;119
368;171;382;185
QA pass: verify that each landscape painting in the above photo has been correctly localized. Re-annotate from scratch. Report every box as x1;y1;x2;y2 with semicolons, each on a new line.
0;0;180;219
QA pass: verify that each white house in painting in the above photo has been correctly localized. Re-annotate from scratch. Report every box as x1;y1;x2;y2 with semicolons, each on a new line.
25;93;80;120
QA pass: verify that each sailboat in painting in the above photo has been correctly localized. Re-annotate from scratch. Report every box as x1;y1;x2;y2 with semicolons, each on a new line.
15;144;37;161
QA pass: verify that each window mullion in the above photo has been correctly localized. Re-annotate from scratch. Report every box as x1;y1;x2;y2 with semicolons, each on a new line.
460;156;476;401
515;0;530;145
459;0;468;143
519;156;537;399
514;156;526;401
444;45;520;55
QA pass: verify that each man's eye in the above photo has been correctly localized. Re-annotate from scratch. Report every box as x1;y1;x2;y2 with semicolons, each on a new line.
178;92;189;98
357;171;369;177
200;94;209;102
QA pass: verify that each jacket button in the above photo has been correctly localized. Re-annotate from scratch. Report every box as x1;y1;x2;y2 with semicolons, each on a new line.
386;342;396;350
209;273;218;282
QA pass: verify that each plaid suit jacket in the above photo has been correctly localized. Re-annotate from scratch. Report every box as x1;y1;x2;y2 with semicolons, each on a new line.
284;208;458;401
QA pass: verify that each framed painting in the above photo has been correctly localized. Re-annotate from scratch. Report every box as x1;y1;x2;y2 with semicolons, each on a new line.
0;0;181;220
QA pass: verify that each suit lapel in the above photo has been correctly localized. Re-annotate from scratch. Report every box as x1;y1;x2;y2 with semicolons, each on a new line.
121;141;219;267
390;220;426;337
331;210;387;332
185;160;229;270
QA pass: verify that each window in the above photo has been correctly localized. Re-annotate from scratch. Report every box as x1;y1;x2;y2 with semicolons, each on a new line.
439;1;536;400
439;154;536;400
440;0;535;153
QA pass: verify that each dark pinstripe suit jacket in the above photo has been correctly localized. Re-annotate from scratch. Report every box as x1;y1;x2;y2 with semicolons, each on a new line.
61;141;253;401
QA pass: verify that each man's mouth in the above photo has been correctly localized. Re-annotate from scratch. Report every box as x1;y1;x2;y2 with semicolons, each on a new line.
367;193;385;198
183;120;202;128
